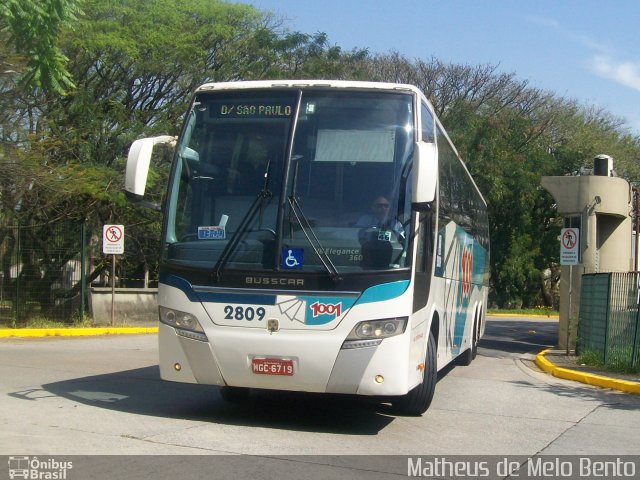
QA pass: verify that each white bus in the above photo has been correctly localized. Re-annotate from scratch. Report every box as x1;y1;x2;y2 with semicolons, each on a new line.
125;80;490;415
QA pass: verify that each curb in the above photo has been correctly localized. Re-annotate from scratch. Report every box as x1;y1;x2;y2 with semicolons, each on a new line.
488;313;559;319
535;349;640;394
0;327;159;338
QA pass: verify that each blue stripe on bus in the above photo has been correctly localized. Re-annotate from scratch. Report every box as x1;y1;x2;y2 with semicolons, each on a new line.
159;272;277;306
197;291;277;305
357;280;410;305
159;272;199;301
160;272;409;311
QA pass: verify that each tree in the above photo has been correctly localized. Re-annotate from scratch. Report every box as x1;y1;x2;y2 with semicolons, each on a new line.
0;0;81;95
3;1;640;317
362;53;640;307
1;0;371;308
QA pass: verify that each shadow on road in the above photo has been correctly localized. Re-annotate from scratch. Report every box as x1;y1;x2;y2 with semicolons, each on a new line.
11;316;567;433
480;317;558;356
483;317;640;408
508;377;640;410
28;366;396;434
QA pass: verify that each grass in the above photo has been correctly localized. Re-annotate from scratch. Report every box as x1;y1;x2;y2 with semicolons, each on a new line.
0;314;94;329
577;348;640;375
487;307;559;317
0;315;144;329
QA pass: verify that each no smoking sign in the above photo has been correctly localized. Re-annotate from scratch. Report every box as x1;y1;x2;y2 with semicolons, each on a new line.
103;224;125;254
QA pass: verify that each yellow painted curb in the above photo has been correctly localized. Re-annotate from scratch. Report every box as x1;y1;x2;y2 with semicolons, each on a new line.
488;313;559;319
0;327;159;338
535;349;556;374
535;349;640;394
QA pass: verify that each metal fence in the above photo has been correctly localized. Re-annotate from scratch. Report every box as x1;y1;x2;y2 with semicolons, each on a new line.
0;222;89;326
1;221;160;326
578;272;640;369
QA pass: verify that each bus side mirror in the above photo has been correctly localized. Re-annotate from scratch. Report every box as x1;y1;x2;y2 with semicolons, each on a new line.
124;135;175;202
412;142;437;207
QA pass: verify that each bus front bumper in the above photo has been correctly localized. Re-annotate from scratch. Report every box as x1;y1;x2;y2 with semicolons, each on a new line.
158;322;413;396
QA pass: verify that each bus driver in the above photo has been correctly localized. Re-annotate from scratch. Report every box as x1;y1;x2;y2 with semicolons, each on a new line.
355;195;405;243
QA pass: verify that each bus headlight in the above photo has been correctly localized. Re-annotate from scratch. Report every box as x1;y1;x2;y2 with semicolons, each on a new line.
159;306;206;337
342;317;408;349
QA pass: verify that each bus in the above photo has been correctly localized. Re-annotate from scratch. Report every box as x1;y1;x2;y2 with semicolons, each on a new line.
125;80;490;415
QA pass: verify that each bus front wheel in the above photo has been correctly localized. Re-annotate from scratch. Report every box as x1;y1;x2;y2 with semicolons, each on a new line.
392;331;437;416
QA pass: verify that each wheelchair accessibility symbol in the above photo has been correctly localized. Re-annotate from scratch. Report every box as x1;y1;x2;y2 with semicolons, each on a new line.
282;248;303;269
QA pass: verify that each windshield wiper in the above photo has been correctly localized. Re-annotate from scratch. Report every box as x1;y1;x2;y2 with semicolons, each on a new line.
212;160;272;281
286;161;342;283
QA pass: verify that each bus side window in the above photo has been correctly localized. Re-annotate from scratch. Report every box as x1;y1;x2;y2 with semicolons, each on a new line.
417;209;435;273
421;103;435;143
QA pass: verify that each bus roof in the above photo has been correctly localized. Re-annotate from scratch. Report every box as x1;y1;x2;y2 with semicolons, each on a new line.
196;80;424;97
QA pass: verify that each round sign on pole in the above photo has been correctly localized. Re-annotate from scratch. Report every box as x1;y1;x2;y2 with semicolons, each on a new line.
103;224;125;255
560;227;579;265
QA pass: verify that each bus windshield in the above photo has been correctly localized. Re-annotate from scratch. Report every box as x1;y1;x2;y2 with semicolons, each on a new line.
164;88;415;276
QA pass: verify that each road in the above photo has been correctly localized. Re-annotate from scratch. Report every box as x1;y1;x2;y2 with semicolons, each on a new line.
0;316;638;479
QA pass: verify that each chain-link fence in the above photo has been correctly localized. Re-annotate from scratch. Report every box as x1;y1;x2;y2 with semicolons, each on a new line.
0;222;87;326
578;272;640;369
0;222;158;326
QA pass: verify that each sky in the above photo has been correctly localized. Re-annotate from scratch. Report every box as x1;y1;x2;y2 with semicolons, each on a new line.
238;0;640;135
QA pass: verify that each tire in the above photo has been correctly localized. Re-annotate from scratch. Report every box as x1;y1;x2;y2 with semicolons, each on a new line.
392;330;437;416
457;317;478;367
471;320;479;360
219;386;250;402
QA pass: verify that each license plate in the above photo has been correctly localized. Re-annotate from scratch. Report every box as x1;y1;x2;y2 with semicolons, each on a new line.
251;358;294;376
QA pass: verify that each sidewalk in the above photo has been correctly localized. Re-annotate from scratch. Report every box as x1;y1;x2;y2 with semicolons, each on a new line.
536;349;640;394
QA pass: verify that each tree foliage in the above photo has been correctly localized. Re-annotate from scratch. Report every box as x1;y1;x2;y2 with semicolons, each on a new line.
0;0;81;94
2;0;640;318
365;53;640;307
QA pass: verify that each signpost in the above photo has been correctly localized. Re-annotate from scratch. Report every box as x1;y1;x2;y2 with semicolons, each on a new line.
103;225;124;325
103;225;124;254
560;227;579;355
560;228;579;265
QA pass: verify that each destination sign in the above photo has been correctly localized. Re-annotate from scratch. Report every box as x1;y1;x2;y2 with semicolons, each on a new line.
211;103;294;118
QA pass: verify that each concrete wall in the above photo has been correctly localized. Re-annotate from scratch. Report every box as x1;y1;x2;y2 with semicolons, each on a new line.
89;288;158;326
541;175;631;218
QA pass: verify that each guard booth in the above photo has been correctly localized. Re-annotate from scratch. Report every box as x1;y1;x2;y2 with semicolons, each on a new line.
541;155;636;349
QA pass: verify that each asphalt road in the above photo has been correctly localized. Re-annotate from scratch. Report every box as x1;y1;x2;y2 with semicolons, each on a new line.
0;316;638;479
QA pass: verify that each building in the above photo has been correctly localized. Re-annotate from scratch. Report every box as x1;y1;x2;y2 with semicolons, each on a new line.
541;155;636;349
